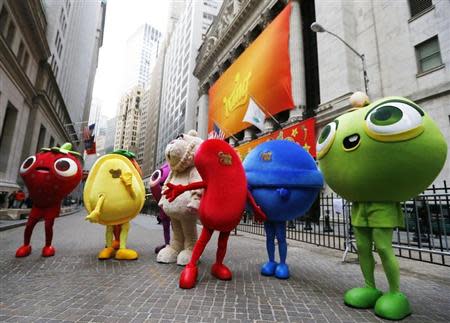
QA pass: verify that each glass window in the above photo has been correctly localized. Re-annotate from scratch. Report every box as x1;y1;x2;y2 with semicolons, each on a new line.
0;103;18;172
5;22;15;47
0;5;9;36
415;36;443;73
408;0;432;17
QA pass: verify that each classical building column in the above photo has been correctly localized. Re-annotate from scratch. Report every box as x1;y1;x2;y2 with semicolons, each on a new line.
228;137;238;147
264;118;275;133
288;0;306;123
197;83;210;139
243;128;254;142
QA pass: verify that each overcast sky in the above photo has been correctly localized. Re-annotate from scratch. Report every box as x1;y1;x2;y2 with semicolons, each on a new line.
91;0;170;119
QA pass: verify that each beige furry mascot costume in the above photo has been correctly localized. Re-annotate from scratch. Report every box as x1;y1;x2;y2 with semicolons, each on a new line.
157;130;203;265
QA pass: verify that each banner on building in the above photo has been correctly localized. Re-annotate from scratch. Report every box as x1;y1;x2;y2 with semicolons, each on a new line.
83;123;96;155
235;118;317;161
208;2;294;137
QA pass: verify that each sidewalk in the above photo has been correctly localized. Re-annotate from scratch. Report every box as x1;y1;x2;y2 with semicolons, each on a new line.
0;206;83;231
0;211;449;322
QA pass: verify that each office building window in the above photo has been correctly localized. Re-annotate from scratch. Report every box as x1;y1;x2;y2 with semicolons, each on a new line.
415;36;443;74
0;103;18;172
36;125;47;152
5;22;15;47
0;5;9;36
408;0;433;17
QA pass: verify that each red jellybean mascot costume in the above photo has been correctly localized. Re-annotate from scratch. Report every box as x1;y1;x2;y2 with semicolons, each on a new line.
15;143;82;257
164;139;267;289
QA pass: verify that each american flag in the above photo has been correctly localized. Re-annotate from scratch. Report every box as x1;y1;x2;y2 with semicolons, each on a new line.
208;122;226;140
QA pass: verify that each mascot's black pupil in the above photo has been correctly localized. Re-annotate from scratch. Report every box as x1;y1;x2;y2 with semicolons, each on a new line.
56;160;70;171
374;107;392;121
176;134;184;139
151;171;160;181
24;158;34;168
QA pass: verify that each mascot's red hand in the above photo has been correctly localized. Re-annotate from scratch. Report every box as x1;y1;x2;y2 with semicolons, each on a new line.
247;190;267;223
164;183;183;202
164;181;206;202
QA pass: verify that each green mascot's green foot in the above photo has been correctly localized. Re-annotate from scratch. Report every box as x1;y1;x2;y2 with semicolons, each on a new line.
374;292;411;320
344;287;383;308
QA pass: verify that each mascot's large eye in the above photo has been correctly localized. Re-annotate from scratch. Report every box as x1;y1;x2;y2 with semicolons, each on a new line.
20;156;36;173
316;121;338;159
54;158;78;177
150;169;162;187
365;101;424;141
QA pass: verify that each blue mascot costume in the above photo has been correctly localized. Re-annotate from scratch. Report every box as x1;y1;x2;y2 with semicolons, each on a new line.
243;140;323;279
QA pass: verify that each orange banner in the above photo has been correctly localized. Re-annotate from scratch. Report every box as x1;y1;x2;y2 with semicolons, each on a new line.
208;3;294;137
235;118;317;161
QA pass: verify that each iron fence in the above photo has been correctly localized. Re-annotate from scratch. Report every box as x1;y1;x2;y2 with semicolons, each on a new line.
237;181;450;266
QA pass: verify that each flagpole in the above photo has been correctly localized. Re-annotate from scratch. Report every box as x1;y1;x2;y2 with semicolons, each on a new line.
250;96;282;128
211;118;239;142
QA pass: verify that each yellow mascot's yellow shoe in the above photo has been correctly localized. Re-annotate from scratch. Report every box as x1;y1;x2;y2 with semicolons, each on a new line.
115;248;138;260
98;247;115;260
112;240;120;250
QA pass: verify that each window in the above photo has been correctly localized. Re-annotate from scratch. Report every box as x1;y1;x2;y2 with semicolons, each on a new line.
5;22;15;47
0;103;18;172
0;5;9;36
408;0;433;18
22;51;29;71
415;36;443;74
49;136;55;147
17;41;24;62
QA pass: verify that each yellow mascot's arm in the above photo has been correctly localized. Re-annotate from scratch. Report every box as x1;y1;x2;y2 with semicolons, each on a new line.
120;171;136;199
85;194;105;223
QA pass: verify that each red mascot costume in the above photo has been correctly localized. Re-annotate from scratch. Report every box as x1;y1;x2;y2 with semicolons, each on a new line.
164;139;266;289
15;143;83;257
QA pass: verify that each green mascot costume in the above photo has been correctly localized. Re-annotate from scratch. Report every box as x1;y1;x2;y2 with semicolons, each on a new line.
317;93;447;320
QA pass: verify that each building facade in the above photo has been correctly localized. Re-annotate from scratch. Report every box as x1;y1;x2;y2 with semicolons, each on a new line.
0;0;79;204
194;0;318;146
43;0;106;142
136;53;165;178
123;24;162;91
314;0;450;185
114;86;143;155
155;0;222;167
194;0;449;188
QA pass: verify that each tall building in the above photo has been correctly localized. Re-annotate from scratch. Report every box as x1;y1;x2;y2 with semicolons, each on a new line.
155;0;222;167
114;86;143;155
43;0;106;142
135;1;186;180
313;0;450;185
123;24;162;91
0;0;86;205
137;53;165;178
104;117;116;154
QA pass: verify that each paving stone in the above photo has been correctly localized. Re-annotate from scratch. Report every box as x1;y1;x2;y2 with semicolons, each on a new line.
0;212;449;323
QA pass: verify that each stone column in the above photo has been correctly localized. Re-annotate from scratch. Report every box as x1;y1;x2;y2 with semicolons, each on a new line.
288;0;306;123
197;83;210;140
264;118;275;133
243;128;254;142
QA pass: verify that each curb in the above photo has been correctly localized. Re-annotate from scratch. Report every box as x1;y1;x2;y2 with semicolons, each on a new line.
0;207;83;232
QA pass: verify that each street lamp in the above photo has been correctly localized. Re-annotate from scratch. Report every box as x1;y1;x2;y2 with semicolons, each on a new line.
311;22;369;94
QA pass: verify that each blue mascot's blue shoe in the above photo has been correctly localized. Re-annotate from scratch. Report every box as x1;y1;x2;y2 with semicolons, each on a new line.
261;261;278;276
275;263;290;279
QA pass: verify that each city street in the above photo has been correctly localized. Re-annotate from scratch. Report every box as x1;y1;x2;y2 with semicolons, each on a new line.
1;211;450;323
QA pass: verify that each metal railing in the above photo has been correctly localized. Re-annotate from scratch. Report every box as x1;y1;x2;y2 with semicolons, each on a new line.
237;181;450;266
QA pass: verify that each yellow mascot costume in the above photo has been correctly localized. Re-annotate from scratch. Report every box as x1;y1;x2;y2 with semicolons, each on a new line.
84;150;145;260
